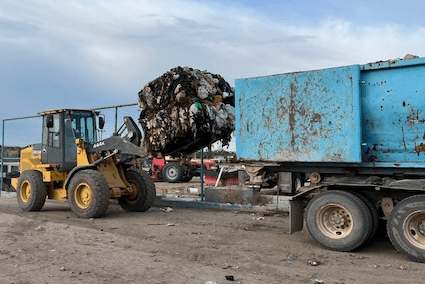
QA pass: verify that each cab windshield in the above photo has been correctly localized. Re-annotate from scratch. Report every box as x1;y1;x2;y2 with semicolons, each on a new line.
64;111;97;144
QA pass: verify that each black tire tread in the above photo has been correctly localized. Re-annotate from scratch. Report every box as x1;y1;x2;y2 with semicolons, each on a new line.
163;162;183;183
68;169;110;218
387;194;425;263
349;191;379;244
16;170;47;212
305;190;373;252
119;169;156;212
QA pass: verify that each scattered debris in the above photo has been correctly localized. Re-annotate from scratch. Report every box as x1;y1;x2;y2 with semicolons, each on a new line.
167;223;175;227
138;66;235;157
34;226;44;231
188;187;198;194
160;207;173;213
311;279;324;284
404;54;419;60
282;256;297;263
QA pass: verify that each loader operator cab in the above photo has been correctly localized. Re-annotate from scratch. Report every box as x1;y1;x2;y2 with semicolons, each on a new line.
40;109;105;172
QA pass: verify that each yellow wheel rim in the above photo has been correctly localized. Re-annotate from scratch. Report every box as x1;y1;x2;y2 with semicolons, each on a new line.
127;182;139;202
317;203;353;239
74;183;93;209
20;181;31;203
403;210;425;250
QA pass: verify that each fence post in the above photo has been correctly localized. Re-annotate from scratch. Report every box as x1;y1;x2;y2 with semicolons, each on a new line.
1;119;4;195
115;106;118;133
200;148;204;201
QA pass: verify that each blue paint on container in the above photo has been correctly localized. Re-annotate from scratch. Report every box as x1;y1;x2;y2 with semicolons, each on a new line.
236;57;425;168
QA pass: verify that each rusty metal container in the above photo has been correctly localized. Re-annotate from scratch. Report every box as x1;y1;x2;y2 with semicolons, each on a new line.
236;57;425;168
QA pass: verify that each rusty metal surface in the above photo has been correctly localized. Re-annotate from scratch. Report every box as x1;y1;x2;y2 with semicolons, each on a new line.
360;59;425;164
236;57;425;168
236;65;361;163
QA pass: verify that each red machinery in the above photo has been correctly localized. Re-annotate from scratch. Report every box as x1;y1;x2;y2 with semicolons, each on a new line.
151;157;216;183
150;157;238;185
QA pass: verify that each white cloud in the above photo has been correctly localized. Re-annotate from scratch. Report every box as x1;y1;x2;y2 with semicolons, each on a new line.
3;0;424;84
2;0;425;145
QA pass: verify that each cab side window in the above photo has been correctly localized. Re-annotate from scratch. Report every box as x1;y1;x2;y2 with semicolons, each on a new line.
42;114;60;148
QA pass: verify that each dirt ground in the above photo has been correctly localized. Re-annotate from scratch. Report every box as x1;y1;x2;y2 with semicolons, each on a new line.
0;180;424;284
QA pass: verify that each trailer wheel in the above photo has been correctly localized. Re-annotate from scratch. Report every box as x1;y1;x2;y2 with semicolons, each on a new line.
349;192;379;244
68;170;110;218
17;170;47;211
163;162;183;183
119;169;156;212
305;190;373;251
387;195;425;262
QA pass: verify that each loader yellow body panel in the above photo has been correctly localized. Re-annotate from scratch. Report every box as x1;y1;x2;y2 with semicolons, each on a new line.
13;140;133;202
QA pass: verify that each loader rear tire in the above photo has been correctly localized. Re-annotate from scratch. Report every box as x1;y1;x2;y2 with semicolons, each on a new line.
163;162;183;183
17;170;47;212
68;170;110;218
119;169;156;212
305;190;373;252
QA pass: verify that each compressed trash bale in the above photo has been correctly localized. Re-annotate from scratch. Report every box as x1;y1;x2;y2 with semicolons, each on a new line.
138;66;235;157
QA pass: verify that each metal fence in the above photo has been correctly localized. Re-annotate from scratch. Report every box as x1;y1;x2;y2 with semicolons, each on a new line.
0;103;139;193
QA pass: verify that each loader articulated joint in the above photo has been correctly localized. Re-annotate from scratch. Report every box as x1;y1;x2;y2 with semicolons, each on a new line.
64;149;119;190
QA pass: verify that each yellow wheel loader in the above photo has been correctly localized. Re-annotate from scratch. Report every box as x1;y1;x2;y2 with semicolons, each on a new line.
11;109;155;218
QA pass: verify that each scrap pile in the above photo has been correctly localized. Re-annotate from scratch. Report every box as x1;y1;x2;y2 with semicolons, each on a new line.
138;66;235;157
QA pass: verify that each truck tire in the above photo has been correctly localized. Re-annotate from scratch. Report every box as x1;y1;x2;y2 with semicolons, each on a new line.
305;190;373;251
163;162;183;183
387;195;425;262
16;170;47;211
68;170;110;218
119;169;156;212
349;191;379;244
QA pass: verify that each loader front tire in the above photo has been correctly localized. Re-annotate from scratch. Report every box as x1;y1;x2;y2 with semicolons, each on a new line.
119;169;156;212
17;170;47;212
68;170;109;218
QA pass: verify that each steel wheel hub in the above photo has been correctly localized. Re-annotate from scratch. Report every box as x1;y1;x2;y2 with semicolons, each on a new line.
127;182;139;201
20;181;31;203
167;168;177;178
404;210;425;250
318;204;353;239
75;183;92;209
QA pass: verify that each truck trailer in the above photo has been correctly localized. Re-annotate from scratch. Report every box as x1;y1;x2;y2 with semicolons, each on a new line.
235;56;425;262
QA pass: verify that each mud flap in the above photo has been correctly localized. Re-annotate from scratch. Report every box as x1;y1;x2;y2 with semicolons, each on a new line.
289;199;304;234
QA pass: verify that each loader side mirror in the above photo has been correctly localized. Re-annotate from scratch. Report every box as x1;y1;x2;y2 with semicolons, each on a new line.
99;116;105;130
46;114;54;128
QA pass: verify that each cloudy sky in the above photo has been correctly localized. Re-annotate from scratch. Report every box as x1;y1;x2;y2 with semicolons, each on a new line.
1;0;425;146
